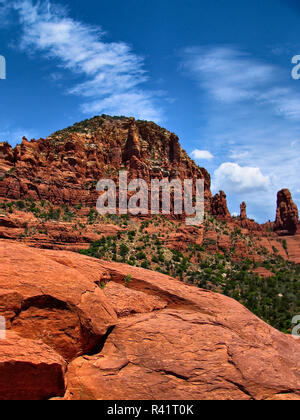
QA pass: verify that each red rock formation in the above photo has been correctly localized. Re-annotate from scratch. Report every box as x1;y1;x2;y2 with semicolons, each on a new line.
211;191;231;219
240;202;247;220
1;240;299;400
0;212;122;251
254;267;273;279
0;241;117;361
0;142;14;175
122;119;141;163
66;260;300;401
274;189;299;235
237;201;263;232
0;116;212;212
0;332;66;400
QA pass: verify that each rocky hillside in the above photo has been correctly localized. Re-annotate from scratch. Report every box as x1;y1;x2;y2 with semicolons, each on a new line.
0;241;299;400
1;115;298;233
0;115;212;209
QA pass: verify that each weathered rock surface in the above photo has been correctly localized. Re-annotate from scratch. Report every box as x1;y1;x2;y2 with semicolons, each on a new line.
0;142;14;175
0;332;66;400
65;309;300;400
240;202;247;221
0;211;122;251
1;242;300;400
284;231;300;264
254;267;273;279
274;189;299;235
65;260;300;401
0;240;117;361
211;191;231;220
103;281;168;317
0;116;212;212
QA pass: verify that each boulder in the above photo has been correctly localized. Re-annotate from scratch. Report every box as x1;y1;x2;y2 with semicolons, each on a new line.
0;241;117;361
0;332;66;400
65;260;300;400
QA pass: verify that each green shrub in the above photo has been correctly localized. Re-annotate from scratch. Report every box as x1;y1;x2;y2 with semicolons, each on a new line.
124;274;132;286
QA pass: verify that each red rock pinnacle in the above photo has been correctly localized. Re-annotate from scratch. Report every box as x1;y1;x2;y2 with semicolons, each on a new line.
274;189;299;235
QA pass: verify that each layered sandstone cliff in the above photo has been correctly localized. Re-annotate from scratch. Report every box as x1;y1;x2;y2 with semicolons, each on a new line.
0;116;211;211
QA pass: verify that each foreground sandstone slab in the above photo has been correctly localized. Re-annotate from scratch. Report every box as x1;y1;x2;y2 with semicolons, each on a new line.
0;332;66;400
0;240;117;361
66;310;300;400
0;241;299;400
65;261;300;401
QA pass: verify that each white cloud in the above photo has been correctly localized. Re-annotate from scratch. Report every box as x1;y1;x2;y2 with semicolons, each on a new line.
259;88;300;120
183;46;273;103
183;46;300;120
0;126;37;146
5;0;163;121
190;149;214;160
0;0;12;25
229;150;249;160
81;92;162;122
181;45;300;221
212;162;270;194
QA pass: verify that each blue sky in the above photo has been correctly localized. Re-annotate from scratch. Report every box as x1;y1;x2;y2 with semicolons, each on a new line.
0;0;300;222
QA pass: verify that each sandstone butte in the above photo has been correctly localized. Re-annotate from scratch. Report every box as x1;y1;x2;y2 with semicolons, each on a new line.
0;115;299;400
0;240;299;401
0;116;212;209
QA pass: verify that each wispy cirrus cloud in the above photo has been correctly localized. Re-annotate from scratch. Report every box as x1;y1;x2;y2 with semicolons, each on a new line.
0;126;37;146
4;0;163;121
183;46;300;221
183;46;273;103
182;46;300;120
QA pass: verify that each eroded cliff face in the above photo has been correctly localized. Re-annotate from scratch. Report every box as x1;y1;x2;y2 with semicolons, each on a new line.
0;116;212;211
274;189;299;235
